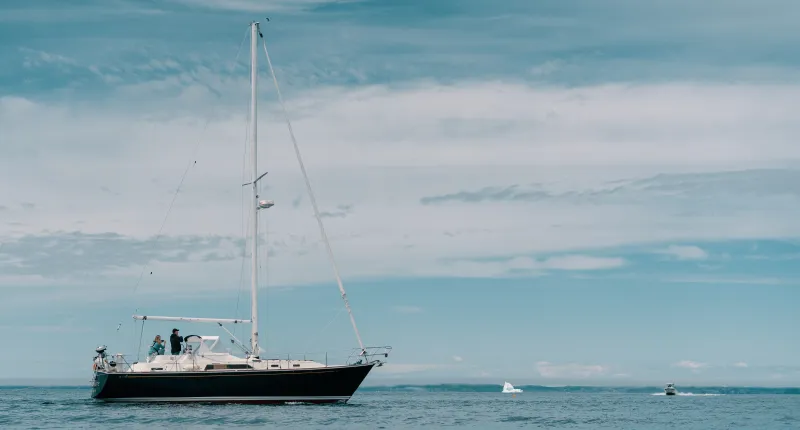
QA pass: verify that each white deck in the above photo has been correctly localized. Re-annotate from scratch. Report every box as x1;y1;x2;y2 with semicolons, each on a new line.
98;335;333;374
130;355;328;372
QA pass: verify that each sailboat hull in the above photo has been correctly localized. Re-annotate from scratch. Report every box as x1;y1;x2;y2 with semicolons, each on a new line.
91;363;375;404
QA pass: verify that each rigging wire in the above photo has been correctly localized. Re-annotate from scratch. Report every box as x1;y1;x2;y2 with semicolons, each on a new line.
260;32;366;352
123;26;251;353
136;319;146;363
261;184;272;355
233;79;253;341
303;306;346;354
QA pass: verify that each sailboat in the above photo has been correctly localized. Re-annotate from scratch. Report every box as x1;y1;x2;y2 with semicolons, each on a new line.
90;21;391;404
502;382;523;393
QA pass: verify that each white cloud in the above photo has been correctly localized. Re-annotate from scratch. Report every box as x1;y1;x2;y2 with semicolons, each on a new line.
538;255;626;270
733;362;749;368
3;81;800;291
393;306;423;314
667;276;786;285
536;361;609;379
0;2;164;22
166;0;344;12
452;355;463;362
529;60;563;77
379;363;443;374
19;47;77;69
658;245;709;260
439;255;626;279
673;360;709;371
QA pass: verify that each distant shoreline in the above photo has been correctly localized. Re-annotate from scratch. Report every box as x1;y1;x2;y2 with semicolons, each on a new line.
2;383;798;394
357;384;800;394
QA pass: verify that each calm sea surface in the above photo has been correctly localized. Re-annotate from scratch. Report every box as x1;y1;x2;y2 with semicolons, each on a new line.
1;388;798;429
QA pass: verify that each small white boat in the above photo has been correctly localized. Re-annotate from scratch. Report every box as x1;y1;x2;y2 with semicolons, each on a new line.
502;382;523;393
664;383;677;395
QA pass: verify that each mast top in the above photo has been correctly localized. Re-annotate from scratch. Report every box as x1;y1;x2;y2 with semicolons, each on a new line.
251;20;264;39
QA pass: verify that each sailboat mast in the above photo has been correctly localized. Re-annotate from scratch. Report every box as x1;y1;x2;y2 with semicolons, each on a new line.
249;21;260;357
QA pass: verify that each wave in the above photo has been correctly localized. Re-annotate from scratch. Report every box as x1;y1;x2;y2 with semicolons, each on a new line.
651;392;723;396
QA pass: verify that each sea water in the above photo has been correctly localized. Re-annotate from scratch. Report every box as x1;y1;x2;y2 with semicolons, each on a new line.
1;387;799;429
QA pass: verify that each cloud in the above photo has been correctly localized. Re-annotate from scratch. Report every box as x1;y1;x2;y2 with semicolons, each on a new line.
452;355;463;362
4;81;800;290
420;186;538;205
529;60;563;77
19;48;77;69
0;2;164;23
673;360;709;371
0;232;248;289
166;0;346;12
657;245;709;260
319;204;354;219
5;0;800;91
445;255;626;278
420;169;800;206
380;363;443;374
733;362;749;368
536;361;609;379
393;306;423;314
538;255;626;271
666;276;787;285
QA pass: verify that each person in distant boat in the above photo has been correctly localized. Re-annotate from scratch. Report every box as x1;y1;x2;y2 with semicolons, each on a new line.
148;335;165;356
170;328;184;355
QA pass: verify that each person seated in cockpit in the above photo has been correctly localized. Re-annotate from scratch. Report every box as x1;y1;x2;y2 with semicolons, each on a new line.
148;335;165;356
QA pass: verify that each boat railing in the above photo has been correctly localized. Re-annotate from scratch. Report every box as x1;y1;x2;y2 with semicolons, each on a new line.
346;346;392;366
264;350;350;366
95;346;391;372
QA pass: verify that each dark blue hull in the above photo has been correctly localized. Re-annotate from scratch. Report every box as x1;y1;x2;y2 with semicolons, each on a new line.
91;363;375;404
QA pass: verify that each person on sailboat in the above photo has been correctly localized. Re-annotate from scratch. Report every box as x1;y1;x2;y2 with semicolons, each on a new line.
148;335;165;356
170;328;184;355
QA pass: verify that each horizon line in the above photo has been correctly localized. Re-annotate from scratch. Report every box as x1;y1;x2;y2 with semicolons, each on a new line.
2;381;798;390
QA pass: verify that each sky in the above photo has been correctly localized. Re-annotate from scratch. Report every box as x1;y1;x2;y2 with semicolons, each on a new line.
1;0;799;387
